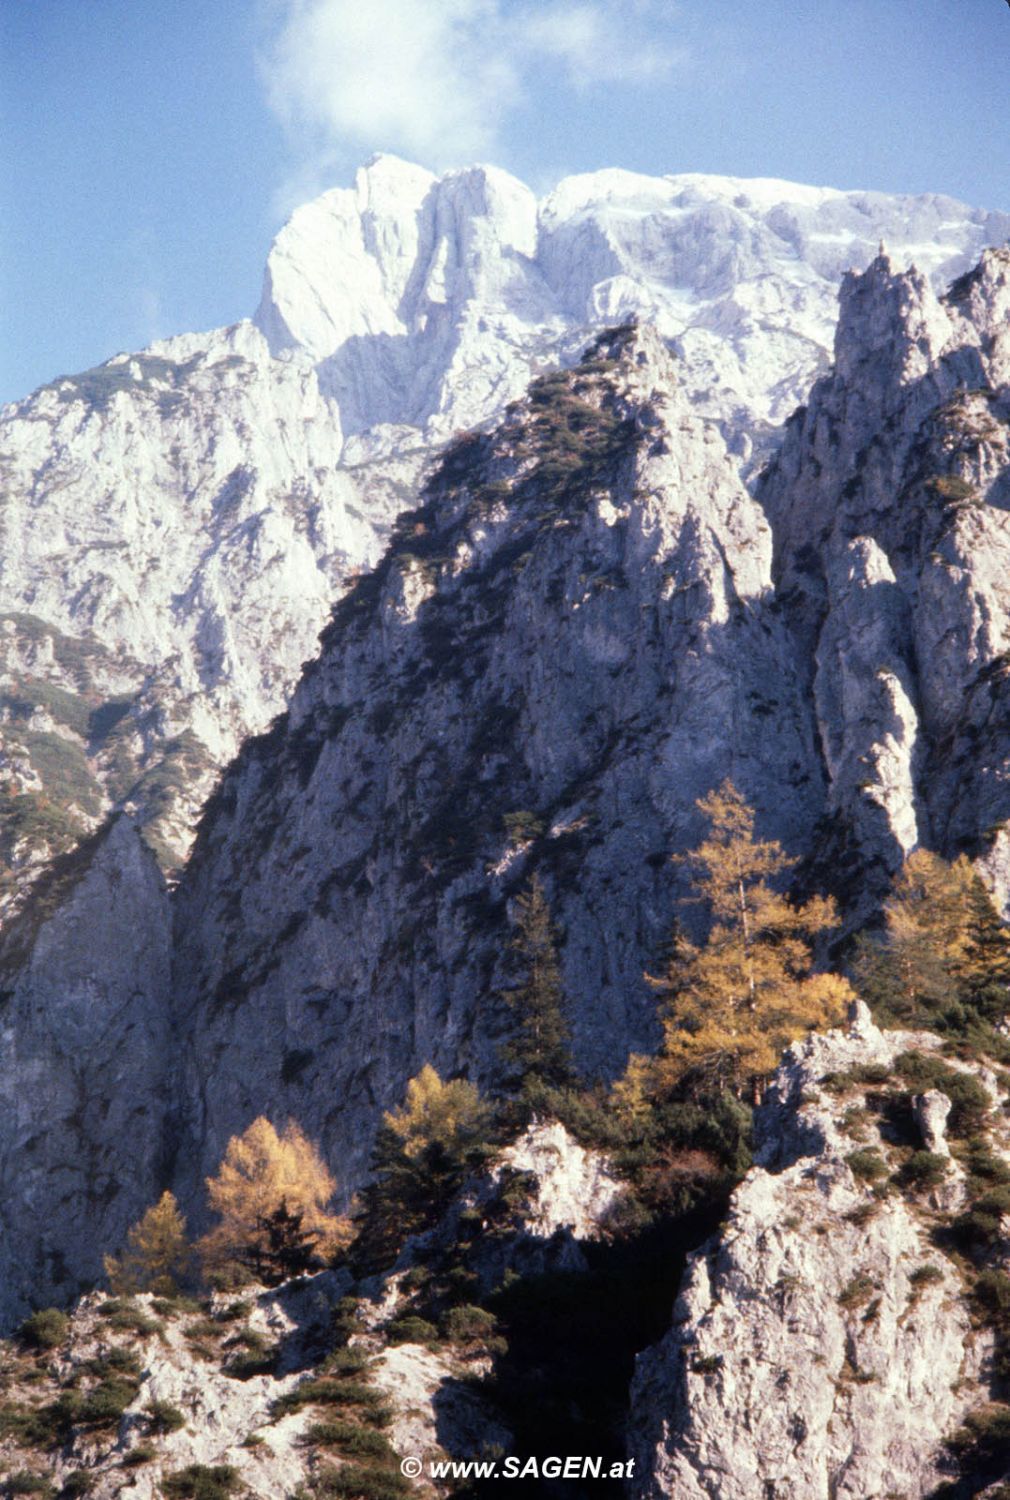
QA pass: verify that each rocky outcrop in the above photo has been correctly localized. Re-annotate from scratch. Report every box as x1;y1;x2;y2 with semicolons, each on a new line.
370;1120;626;1303
628;1006;1000;1499
762;247;1010;912
169;322;822;1210
0;816;172;1331
0;1123;613;1493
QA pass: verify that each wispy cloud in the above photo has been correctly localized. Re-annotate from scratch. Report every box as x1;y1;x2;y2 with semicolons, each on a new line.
260;0;683;169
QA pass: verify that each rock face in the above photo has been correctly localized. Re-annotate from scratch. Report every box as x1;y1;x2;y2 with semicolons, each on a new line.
1;157;1007;877
0;816;172;1331
5;228;1010;1345
496;1119;622;1244
628;1009;997;1499
762;247;1010;912
169;322;821;1208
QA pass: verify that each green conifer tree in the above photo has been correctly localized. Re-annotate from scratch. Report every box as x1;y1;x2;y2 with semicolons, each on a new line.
499;875;575;1101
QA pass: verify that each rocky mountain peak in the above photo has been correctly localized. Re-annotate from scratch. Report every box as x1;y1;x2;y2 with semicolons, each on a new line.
834;251;951;389
1;163;1007;906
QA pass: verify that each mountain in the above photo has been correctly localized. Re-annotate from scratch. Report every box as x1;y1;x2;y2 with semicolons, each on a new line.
1;157;1007;889
169;322;821;1213
4;229;1010;1328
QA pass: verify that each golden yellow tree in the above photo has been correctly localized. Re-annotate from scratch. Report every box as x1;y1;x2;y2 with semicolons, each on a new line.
355;1067;492;1268
383;1064;489;1161
104;1191;190;1295
651;781;852;1098
198;1117;353;1284
855;849;1010;1026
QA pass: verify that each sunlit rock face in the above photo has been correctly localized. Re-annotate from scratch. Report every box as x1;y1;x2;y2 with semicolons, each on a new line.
628;1006;998;1500
762;246;1010;913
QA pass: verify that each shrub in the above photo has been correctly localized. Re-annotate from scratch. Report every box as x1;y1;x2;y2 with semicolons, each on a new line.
97;1297;161;1334
19;1309;69;1350
843;1201;880;1227
955;1186;1010;1246
224;1345;277;1380
385;1316;438;1345
975;1270;1010;1328
160;1467;239;1500
79;1376;140;1426
150;1296;202;1317
95;1347;141;1375
4;1475;55;1497
502;810;544;843
147;1400;186;1434
122;1444;157;1466
274;1376;387;1419
689;1354;723;1374
306;1421;394;1459
846;1149;888;1183
894;1151;950;1190
838;1274;877;1310
928;475;977;503
909;1264;945;1288
948;1403;1010;1462
323;1348;369;1377
893;1052;991;1135
441;1305;497;1344
312;1465;409;1500
58;1476;94;1498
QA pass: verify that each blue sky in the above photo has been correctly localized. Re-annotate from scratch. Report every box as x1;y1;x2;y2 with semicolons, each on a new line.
2;0;1008;404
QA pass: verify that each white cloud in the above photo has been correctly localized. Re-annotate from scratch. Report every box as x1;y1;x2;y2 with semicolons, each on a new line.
525;3;681;89
260;0;683;167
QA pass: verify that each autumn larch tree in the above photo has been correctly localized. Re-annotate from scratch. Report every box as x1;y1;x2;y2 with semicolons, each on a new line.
198;1117;353;1287
355;1066;492;1270
854;849;1010;1030
650;780;852;1100
104;1191;190;1295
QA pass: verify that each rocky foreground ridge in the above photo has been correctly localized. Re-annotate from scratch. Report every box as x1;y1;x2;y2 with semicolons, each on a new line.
630;1002;1008;1498
1;158;1008;881
0;1122;616;1498
5;1017;1010;1500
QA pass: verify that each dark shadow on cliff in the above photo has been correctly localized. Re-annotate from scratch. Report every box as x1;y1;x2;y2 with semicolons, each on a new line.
445;1204;727;1498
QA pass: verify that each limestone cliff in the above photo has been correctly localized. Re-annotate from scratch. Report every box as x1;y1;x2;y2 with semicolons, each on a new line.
0;817;172;1331
2;158;1007;884
629;1005;1005;1499
762;247;1010;913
